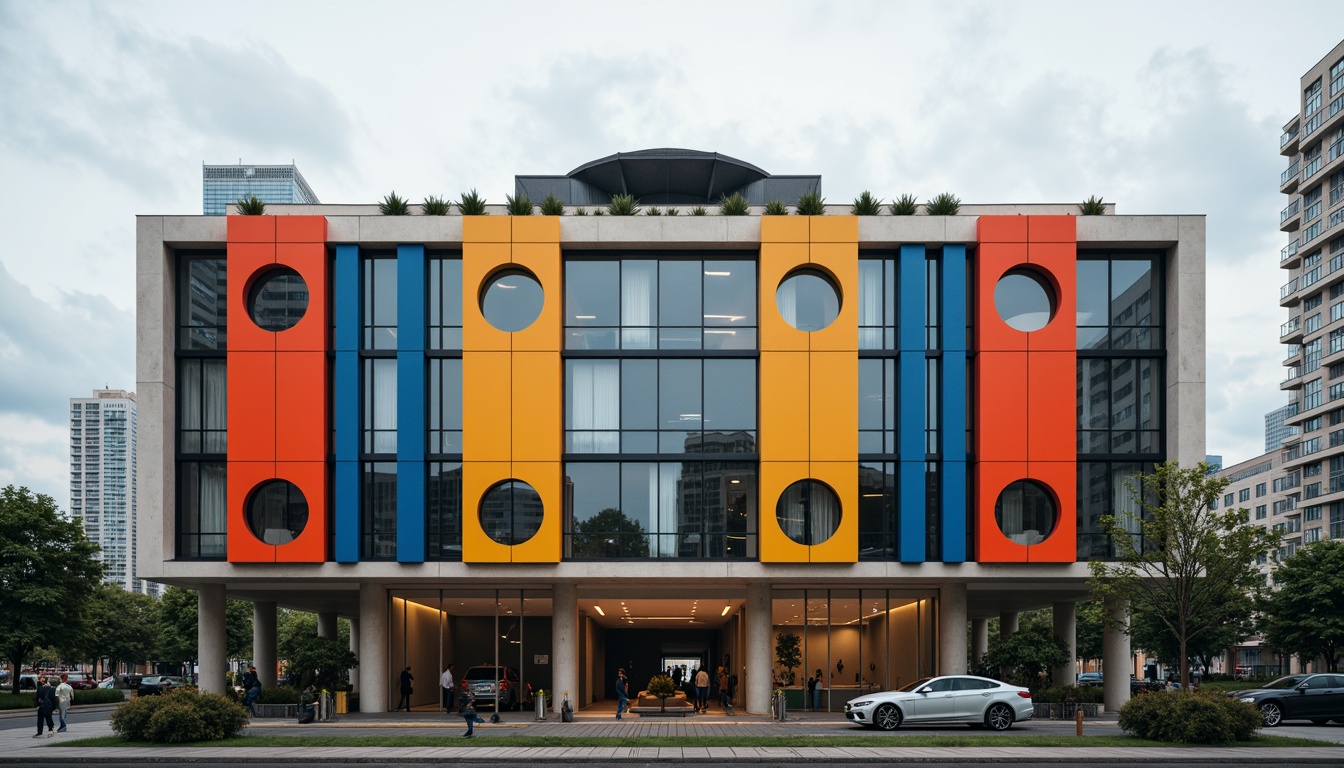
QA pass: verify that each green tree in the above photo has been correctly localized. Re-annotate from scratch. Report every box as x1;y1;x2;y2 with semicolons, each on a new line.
284;635;357;690
66;584;158;677
1075;600;1105;664
1130;589;1253;674
156;586;253;665
984;625;1070;688
775;632;801;685
0;485;104;694
1258;539;1344;672
1089;461;1279;690
569;508;650;558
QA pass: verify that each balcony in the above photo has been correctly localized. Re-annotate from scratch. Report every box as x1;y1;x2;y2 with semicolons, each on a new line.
1281;316;1303;342
1285;343;1302;362
1281;366;1303;389
1281;237;1301;266
1282;123;1301;154
1281;199;1302;231
1281;277;1300;304
1304;155;1323;183
1283;160;1301;192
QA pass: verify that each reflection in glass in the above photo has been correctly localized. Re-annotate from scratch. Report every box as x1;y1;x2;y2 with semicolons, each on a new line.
361;462;397;559
246;480;308;545
178;461;226;559
248;267;309;331
858;462;896;560
363;359;397;454
993;269;1054;332
427;462;462;560
428;257;463;350
481;269;544;332
777;270;840;332
364;257;397;349
777;480;841;545
180;257;227;350
480;480;544;545
994;480;1057;545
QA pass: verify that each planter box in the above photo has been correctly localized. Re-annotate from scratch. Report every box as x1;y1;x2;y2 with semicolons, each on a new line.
1033;702;1100;719
253;703;297;719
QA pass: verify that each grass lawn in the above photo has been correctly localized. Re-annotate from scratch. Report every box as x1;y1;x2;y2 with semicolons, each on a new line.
60;733;1333;748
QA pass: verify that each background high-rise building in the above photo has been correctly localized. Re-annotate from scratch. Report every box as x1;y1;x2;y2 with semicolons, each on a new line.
69;389;155;596
1264;405;1300;452
202;162;319;215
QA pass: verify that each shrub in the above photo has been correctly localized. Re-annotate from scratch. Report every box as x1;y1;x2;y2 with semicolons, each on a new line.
574;207;588;216
795;191;825;215
645;206;663;216
666;207;680;216
719;192;750;216
889;193;918;215
378;192;410;215
539;194;565;216
690;206;707;216
505;192;533;215
1079;195;1106;215
1118;690;1259;744
257;685;301;704
607;193;640;216
925;192;961;215
235;196;266;215
421;195;451;215
74;688;127;705
850;191;883;216
764;200;788;216
112;689;248;743
1032;685;1103;704
457;189;487;215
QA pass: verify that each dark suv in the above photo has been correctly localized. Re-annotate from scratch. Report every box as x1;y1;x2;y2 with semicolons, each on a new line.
461;666;532;711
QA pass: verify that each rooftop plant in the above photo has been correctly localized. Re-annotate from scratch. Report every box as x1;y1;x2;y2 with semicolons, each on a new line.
235;195;265;215
925;192;961;216
505;192;534;215
608;193;640;216
1079;195;1106;215
457;189;488;216
719;192;750;216
379;192;410;215
795;191;825;216
539;194;565;216
888;193;918;216
666;207;680;216
574;207;589;216
593;208;605;216
764;200;788;216
645;206;663;216
421;195;451;216
691;205;707;216
850;191;883;216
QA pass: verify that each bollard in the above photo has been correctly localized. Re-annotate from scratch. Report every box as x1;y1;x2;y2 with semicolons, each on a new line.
536;691;547;721
1075;707;1083;736
562;692;574;723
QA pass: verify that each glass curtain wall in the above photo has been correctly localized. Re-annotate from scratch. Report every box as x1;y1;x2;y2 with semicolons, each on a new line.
176;253;228;560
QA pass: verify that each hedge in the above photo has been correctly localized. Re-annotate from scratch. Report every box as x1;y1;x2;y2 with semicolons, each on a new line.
110;689;249;743
0;688;125;710
1117;690;1260;744
1031;686;1104;704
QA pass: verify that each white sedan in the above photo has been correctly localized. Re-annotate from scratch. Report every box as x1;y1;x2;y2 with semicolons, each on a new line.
845;675;1034;731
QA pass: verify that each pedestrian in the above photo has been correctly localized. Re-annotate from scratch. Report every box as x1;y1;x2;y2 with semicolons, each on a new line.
398;666;414;712
242;665;261;717
459;687;478;737
672;665;683;687
812;669;823;710
727;671;738;715
806;674;817;711
717;667;731;711
695;666;709;713
614;668;629;720
33;676;56;738
440;664;456;714
55;673;73;732
686;666;699;709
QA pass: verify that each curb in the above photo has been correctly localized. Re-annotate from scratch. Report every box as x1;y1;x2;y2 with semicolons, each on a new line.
6;753;1344;765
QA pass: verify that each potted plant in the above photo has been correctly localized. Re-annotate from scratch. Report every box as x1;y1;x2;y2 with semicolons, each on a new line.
235;196;266;215
457;189;487;215
505;192;534;215
539;194;565;216
719;192;749;216
888;193;918;215
607;193;640;216
421;196;451;216
764;200;788;216
925;192;961;215
850;191;882;215
795;191;825;216
1079;195;1106;215
647;674;676;713
378;192;410;215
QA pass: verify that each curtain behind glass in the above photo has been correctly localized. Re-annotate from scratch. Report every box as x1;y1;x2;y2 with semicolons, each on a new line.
200;462;227;557
203;359;227;452
858;261;884;349
810;484;840;546
180;360;201;452
568;360;619;452
373;359;398;454
621;261;655;349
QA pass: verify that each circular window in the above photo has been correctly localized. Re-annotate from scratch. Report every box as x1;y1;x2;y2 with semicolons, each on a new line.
994;480;1057;546
247;267;309;331
481;268;544;332
775;479;841;546
479;479;544;545
245;480;309;545
994;269;1056;332
776;269;840;332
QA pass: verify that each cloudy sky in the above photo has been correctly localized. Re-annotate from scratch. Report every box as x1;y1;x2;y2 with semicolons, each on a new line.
0;1;1340;511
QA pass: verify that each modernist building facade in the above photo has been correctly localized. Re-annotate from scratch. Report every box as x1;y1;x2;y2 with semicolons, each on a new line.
138;151;1204;714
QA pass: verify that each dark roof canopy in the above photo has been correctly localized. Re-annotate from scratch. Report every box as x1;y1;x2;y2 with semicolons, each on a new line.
566;148;770;203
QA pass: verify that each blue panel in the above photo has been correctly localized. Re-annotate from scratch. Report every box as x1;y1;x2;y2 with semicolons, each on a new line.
334;351;358;462
941;459;967;563
397;245;425;351
940;244;968;562
397;351;426;460
898;245;926;352
898;244;927;562
334;461;360;562
899;461;926;562
334;245;359;352
942;245;967;352
396;245;426;562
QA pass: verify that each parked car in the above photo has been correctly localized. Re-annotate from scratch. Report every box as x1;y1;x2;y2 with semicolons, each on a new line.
97;676;116;689
460;666;532;711
18;673;38;690
64;673;94;690
1077;672;1103;687
1234;673;1344;727
136;675;192;696
844;675;1034;731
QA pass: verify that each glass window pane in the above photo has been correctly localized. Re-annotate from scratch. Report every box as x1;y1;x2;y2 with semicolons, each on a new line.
658;359;702;432
372;259;398;326
1111;260;1152;325
1076;260;1108;329
620;260;657;348
859;359;885;430
621;360;657;430
702;260;756;327
704;359;755;432
659;261;701;327
566;261;619;327
481;269;544;332
620;463;657;540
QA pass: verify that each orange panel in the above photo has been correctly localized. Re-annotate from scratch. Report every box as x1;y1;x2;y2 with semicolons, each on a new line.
462;351;512;462
461;461;515;563
806;462;858;563
809;352;857;462
806;242;859;353
976;216;1027;243
1024;242;1076;353
760;216;809;243
759;243;812;352
508;242;562;353
1026;351;1076;463
1027;215;1076;244
505;461;562;563
463;217;511;243
227;215;276;243
758;461;812;563
275;215;328;243
275;352;328;462
512;216;560;243
760;352;810;462
808;215;858;243
974;351;1027;462
274;243;330;353
273;461;328;562
511;352;561;462
1023;462;1076;562
974;461;1029;563
227;351;276;462
227;461;278;563
226;243;277;353
975;243;1030;353
462;243;516;352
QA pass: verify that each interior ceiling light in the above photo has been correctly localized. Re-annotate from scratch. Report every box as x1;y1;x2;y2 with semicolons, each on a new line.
593;606;605;616
721;605;731;616
704;271;731;276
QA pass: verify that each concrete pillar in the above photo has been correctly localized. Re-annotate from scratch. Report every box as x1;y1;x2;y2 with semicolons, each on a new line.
552;582;578;714
358;583;389;713
999;611;1019;638
971;617;989;663
938;583;968;675
348;617;360;693
197;584;227;694
317;611;338;639
744;582;771;715
253;601;278;687
1052;601;1077;687
1102;596;1130;713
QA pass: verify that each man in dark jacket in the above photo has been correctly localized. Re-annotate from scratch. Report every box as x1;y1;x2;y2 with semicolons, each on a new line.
34;676;57;738
242;666;262;716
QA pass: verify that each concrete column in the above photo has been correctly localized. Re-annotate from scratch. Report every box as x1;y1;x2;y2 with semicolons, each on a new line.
317;611;338;639
999;611;1019;638
1052;601;1077;687
197;584;227;694
1102;596;1130;713
358;582;389;713
253;601;278;687
552;582;578;714
938;583;968;675
348;617;360;693
971;618;989;663
744;582;772;715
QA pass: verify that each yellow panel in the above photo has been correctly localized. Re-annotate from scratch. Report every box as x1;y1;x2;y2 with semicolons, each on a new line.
806;462;858;563
759;243;811;352
759;461;811;563
511;351;561;462
462;461;514;563
512;216;560;243
760;351;809;462
462;351;511;462
509;241;562;352
760;216;809;243
505;461;562;563
809;215;858;243
463;243;515;352
810;351;858;462
463;217;511;243
807;241;859;352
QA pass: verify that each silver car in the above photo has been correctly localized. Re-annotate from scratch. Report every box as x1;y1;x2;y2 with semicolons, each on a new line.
845;675;1034;731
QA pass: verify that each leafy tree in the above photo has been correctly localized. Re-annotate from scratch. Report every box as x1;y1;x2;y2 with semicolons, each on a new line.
0;485;104;694
156;586;253;665
1089;461;1279;690
984;625;1070;689
647;674;676;712
1130;589;1253;675
774;632;801;685
1075;600;1105;664
278;610;354;689
1258;539;1344;672
65;584;157;677
569;508;650;558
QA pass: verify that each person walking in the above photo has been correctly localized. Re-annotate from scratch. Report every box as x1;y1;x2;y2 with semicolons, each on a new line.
33;676;56;738
440;664;456;713
614;668;629;720
717;667;730;712
459;687;478;737
55;674;73;732
694;667;710;714
242;665;262;717
812;669;823;710
397;666;414;712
